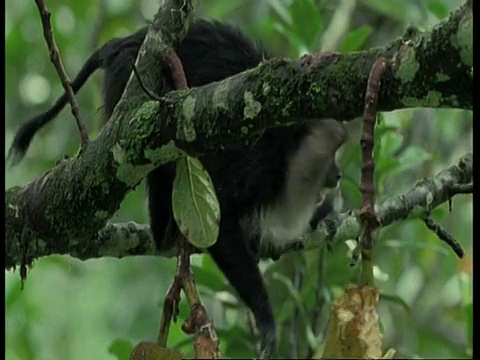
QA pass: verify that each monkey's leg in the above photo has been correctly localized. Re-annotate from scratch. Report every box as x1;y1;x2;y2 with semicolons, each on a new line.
147;164;177;251
208;220;277;359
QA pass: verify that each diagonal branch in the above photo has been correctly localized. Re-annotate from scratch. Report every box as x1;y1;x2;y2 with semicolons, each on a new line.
33;0;89;149
5;153;472;269
5;1;472;269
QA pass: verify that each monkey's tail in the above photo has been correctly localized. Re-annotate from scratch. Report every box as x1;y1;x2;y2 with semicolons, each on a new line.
7;49;105;166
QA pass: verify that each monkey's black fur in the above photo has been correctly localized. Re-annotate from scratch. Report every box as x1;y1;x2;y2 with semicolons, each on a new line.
8;20;346;358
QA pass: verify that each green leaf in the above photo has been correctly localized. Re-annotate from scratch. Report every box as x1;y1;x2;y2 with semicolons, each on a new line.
380;238;451;256
289;0;323;50
379;146;432;187
172;156;220;249
272;272;309;323
374;128;403;189
266;0;292;26
395;146;432;172
190;263;225;292
459;273;472;353
374;124;400;172
358;0;406;22
376;158;401;178
377;131;404;158
273;23;308;56
465;302;473;355
339;25;373;53
425;0;450;19
108;338;134;360
340;177;362;207
380;292;410;313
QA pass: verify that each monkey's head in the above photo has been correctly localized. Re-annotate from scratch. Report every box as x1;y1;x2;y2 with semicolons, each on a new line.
305;118;347;189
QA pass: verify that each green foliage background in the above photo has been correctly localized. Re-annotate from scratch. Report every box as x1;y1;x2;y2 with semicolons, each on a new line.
5;0;472;359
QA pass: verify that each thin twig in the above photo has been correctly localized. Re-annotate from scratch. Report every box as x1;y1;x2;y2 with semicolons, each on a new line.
177;238;220;358
34;0;89;149
157;253;182;346
131;63;165;102
360;58;388;231
290;263;303;358
164;48;189;90
156;48;219;356
423;217;464;258
306;247;328;358
358;58;388;285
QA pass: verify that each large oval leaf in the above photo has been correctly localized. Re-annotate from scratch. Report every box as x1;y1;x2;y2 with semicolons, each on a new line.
172;156;220;248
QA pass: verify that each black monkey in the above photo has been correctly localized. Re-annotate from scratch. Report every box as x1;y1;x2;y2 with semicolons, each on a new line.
8;20;346;359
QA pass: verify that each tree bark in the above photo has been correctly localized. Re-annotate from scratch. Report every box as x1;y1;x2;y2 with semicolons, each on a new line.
5;153;472;269
5;1;472;269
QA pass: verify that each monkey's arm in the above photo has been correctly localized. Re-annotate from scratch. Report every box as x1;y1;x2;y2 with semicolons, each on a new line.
309;190;339;230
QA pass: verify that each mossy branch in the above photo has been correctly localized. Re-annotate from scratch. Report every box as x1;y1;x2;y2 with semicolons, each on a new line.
5;153;471;269
5;1;472;268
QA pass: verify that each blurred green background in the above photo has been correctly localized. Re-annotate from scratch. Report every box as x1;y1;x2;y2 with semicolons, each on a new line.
5;0;472;359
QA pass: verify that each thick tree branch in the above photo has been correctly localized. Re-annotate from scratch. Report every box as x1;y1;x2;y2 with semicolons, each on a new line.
5;154;471;269
5;1;472;268
297;153;472;255
5;0;197;258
